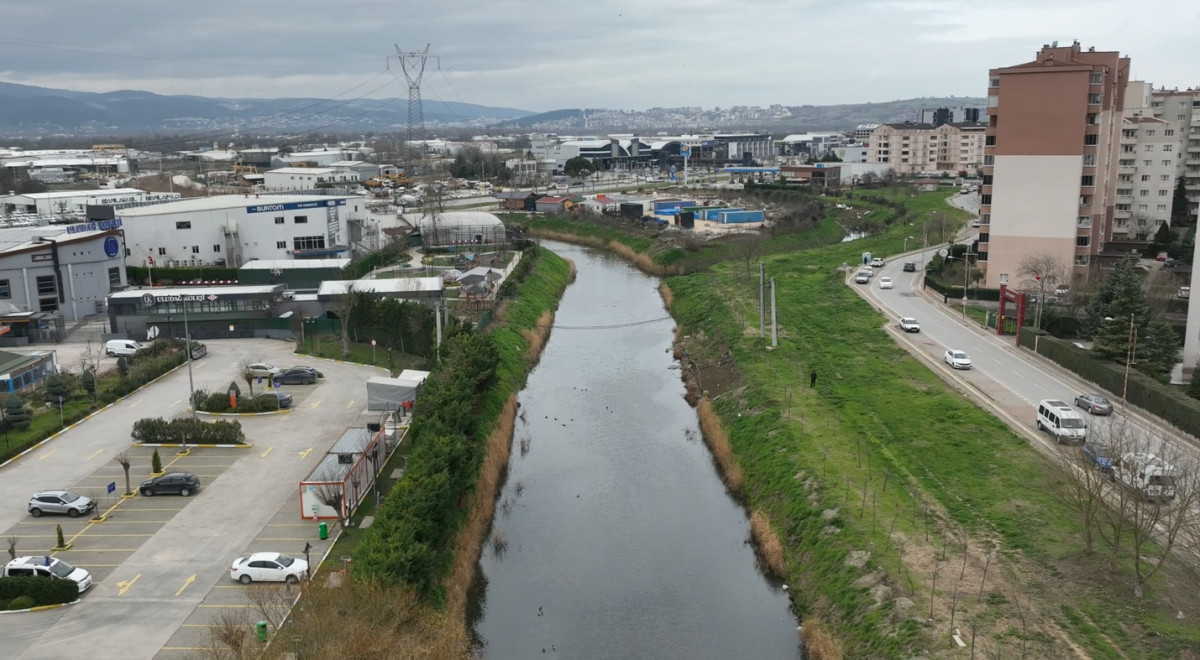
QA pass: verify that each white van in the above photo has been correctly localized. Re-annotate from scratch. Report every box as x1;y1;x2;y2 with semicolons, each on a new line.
1036;399;1087;445
105;339;144;357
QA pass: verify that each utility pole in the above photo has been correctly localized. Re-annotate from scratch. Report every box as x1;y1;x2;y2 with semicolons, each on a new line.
771;277;778;348
759;262;765;338
392;44;438;175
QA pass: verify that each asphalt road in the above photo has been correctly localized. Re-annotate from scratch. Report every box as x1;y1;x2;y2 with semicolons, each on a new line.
0;338;387;659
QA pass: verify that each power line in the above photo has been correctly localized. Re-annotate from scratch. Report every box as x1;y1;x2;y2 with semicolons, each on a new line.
551;317;673;330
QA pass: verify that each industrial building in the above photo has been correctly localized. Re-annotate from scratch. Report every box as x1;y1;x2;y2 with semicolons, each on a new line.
261;167;364;190
113;193;368;268
405;211;507;249
106;284;286;339
1;189;180;219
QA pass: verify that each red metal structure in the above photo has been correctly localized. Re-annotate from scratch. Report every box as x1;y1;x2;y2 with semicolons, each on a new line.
997;284;1027;345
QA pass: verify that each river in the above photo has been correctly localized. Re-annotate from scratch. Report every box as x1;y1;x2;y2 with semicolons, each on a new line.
469;241;800;659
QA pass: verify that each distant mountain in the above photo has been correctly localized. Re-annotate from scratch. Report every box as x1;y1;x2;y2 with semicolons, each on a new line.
0;81;533;136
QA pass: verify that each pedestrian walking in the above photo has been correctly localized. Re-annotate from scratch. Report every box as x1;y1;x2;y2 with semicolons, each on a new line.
810;370;818;388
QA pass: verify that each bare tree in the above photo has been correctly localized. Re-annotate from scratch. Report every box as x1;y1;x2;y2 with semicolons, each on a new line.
200;609;252;660
1017;253;1068;329
78;337;104;376
1116;441;1199;598
245;582;297;630
732;232;766;278
115;451;133;496
331;285;356;358
311;482;349;536
6;535;15;561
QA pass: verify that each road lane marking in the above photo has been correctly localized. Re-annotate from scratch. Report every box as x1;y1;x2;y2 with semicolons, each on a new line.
115;574;140;595
346;399;355;409
87;450;104;460
260;446;274;458
129;399;143;408
170;399;181;408
175;574;196;596
310;400;321;409
298;448;312;459
38;449;57;461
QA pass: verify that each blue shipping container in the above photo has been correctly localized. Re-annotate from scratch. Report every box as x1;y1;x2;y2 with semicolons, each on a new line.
653;200;695;212
718;210;765;224
702;207;741;220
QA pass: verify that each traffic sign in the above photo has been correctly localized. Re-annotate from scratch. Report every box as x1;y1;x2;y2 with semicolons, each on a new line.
107;482;116;494
371;339;377;347
680;144;691;157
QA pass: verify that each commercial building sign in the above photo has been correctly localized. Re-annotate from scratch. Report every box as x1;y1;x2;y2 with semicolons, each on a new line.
141;293;208;304
65;218;123;234
246;199;346;214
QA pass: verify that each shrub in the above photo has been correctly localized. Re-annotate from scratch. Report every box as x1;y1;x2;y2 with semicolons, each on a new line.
0;575;79;606
8;596;35;610
151;449;162;473
132;416;246;445
2;395;30;430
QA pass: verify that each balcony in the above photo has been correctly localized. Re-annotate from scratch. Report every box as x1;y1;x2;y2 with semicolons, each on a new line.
1118;165;1136;175
1115;194;1134;203
1114;209;1132;219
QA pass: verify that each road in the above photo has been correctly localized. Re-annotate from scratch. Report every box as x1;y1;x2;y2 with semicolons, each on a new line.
855;194;1196;464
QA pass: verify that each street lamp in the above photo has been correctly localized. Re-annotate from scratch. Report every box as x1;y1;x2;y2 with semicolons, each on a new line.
903;235;916;253
1105;314;1138;405
943;249;974;320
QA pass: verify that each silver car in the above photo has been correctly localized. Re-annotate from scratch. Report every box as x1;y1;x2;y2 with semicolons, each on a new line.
29;490;94;518
1074;394;1113;415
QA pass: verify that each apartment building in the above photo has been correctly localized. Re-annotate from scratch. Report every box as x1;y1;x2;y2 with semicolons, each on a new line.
867;122;986;176
1146;88;1200;222
978;42;1130;289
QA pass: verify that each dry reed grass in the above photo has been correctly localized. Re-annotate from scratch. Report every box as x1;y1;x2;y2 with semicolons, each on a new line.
696;397;743;495
800;617;845;660
749;509;787;577
659;281;674;310
528;229;607;248
607;240;683;276
565;257;577;283
520;311;555;366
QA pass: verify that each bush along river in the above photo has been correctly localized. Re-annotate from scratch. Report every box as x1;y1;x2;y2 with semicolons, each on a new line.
469;241;800;659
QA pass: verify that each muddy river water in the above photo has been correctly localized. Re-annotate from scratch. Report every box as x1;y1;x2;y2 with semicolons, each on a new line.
469;241;801;659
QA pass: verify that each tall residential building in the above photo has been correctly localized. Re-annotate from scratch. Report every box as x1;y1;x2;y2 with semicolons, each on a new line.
1118;81;1183;238
867;122;986;176
1145;87;1200;223
978;42;1130;289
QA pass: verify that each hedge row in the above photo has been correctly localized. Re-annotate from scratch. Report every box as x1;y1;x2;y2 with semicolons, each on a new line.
923;273;1002;302
131;416;247;445
351;331;499;601
0;575;79;607
191;389;282;414
1020;329;1200;438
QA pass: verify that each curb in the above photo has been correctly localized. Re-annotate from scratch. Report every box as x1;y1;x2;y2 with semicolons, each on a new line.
0;358;193;471
194;409;292;417
289;349;392;375
0;599;81;615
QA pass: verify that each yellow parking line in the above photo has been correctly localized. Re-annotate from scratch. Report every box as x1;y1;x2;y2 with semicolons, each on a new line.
115;574;140;595
310;400;321;408
38;449;57;461
129;399;142;408
260;446;273;458
346;399;355;409
170;399;181;408
87;450;104;460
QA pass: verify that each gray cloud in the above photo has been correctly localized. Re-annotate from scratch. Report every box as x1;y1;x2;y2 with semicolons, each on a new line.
0;0;1195;112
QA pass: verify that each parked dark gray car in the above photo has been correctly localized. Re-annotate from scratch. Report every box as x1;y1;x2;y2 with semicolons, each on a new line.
277;367;318;385
140;472;200;497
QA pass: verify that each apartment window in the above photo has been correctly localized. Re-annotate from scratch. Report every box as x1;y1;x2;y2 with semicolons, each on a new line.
158;247;167;256
980;194;992;205
1119;175;1132;183
1159;189;1170;196
1117;188;1133;196
1083;154;1097;166
1140;190;1149;197
977;233;989;243
1080;196;1092;207
276;241;286;249
989;77;999;87
1086;113;1098;125
176;221;192;229
1116;204;1131;211
1089;72;1103;84
1144;160;1152;166
980;214;990;225
1138;204;1148;211
1145;145;1154;152
213;244;221;252
1119;159;1134;166
1163;144;1173;152
985;136;996;146
191;245;200;254
275;216;285;225
988;95;998;107
1161;174;1171;182
983;155;994;166
293;236;326;251
982;175;993;185
977;252;988;262
0;279;9;298
1076;236;1090;247
1163;160;1172;167
1075;255;1090;266
1081;175;1095;186
1084;134;1098;146
108;267;121;288
1088;93;1101;104
294;216;308;224
1145;130;1156;137
1165;129;1175;137
1138;218;1147;226
1158;204;1168;212
1077;216;1092;228
1141;174;1151;182
1122;145;1136;154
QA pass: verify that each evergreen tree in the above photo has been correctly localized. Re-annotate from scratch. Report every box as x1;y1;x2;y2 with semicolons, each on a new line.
45;374;67;403
1090;260;1150;359
1139;317;1180;375
81;370;96;401
1187;373;1200;400
1171;178;1193;226
1082;258;1128;337
117;356;129;377
2;394;30;430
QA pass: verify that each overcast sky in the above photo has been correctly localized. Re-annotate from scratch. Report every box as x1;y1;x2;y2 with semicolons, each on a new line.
2;0;1197;113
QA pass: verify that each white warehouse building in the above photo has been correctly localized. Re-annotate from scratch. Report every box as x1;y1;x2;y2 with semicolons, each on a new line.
0;223;127;325
116;194;368;268
1;188;181;217
262;167;363;191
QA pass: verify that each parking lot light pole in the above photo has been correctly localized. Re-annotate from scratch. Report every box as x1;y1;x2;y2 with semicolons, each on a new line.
903;235;915;253
1104;314;1138;405
183;302;196;421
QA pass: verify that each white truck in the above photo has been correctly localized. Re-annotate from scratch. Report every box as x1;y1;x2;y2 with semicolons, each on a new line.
1111;452;1178;502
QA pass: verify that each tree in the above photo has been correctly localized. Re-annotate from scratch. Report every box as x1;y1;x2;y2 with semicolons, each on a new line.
1139;316;1180;375
81;369;97;402
311;483;349;537
117;356;129;377
45;374;67;405
1017;253;1067;329
1148;222;1179;256
1171;177;1192;226
238;359;258;395
151;449;162;475
1087;259;1149;358
332;285;356;358
563;156;592;178
115;451;133;496
3;394;30;430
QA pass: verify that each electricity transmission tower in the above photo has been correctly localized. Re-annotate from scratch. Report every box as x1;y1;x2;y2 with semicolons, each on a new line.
392;44;438;172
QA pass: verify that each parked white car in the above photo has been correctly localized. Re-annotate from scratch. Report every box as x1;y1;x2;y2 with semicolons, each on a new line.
229;552;308;584
944;349;972;369
879;277;894;289
4;556;93;593
245;363;282;378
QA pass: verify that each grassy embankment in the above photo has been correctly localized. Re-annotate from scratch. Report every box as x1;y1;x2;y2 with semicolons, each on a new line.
526;190;1200;657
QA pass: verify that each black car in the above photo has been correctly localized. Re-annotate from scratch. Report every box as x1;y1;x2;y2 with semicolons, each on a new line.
276;367;318;385
140;472;200;497
902;262;917;272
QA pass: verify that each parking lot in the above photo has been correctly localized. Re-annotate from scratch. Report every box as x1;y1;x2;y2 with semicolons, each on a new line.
0;338;386;659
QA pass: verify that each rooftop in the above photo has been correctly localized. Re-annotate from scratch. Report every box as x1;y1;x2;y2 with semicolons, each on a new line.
118;194;360;216
108;285;282;300
240;259;350;271
317;278;442;297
